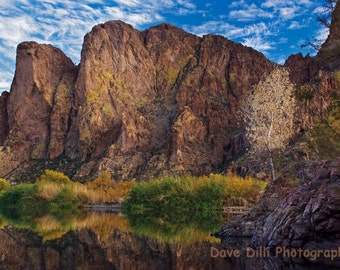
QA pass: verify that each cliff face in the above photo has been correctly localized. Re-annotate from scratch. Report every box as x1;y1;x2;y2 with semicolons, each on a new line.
1;8;339;181
215;3;340;250
0;91;9;145
216;158;340;253
316;1;340;70
7;42;77;160
0;21;275;180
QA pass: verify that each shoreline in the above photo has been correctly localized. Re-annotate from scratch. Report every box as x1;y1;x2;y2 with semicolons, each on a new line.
82;203;123;212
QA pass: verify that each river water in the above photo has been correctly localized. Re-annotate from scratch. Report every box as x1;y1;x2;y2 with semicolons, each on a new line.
0;210;338;269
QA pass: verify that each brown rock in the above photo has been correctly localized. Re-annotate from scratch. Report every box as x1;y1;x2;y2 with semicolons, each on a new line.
2;17;338;181
65;20;274;179
0;91;9;145
316;1;340;70
284;53;318;84
216;159;340;251
0;42;77;175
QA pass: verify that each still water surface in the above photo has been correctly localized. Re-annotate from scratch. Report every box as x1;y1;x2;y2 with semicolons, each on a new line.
0;209;338;269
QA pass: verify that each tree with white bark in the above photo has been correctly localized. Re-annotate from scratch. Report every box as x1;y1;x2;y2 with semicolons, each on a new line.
242;67;296;181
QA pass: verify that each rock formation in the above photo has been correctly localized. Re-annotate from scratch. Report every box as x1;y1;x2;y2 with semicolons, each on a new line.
215;159;340;253
215;2;340;251
7;42;77;160
0;91;9;145
316;0;340;71
0;1;338;262
0;21;275;180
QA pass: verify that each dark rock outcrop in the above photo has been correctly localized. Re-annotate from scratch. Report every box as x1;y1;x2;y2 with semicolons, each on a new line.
215;159;340;255
0;91;9;145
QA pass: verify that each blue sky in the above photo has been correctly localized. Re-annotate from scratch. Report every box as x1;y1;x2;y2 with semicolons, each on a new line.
0;0;331;92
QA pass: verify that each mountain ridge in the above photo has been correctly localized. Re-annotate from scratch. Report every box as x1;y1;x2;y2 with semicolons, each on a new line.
0;20;275;181
0;11;339;182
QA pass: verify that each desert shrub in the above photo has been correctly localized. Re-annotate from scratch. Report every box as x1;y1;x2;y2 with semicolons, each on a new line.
37;169;72;185
86;171;136;203
48;186;81;218
0;178;10;193
86;171;115;191
37;182;63;201
308;118;340;159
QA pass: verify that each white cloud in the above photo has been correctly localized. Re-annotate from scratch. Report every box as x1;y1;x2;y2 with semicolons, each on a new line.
0;0;324;93
229;0;246;8
288;21;304;30
0;68;14;92
242;35;274;51
261;0;315;21
187;20;275;41
279;7;299;20
229;3;274;21
0;15;38;44
104;6;162;27
316;27;330;42
114;0;140;7
177;0;196;9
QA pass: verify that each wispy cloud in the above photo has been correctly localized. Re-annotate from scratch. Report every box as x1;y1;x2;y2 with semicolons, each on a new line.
243;35;274;51
0;0;329;93
316;27;330;42
0;0;198;92
288;21;304;30
229;3;274;21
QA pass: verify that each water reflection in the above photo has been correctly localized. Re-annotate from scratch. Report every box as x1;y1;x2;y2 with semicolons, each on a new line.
0;210;338;269
124;207;225;244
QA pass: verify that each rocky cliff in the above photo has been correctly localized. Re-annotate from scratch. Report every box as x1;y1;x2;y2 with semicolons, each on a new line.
316;0;340;71
215;1;340;252
0;21;275;181
0;1;339;263
215;159;340;254
0;91;8;145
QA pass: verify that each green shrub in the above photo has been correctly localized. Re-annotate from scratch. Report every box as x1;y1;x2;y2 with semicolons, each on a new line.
0;178;10;193
0;184;47;219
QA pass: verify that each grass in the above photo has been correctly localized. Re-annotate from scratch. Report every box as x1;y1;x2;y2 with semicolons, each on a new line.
0;170;267;244
123;173;267;212
0;170;137;222
123;172;267;244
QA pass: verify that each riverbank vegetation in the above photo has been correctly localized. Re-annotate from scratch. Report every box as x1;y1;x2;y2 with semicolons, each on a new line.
0;170;266;220
0;170;136;220
123;173;267;212
123;173;266;243
0;170;267;243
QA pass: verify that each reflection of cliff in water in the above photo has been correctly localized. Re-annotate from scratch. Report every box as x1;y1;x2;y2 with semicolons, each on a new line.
0;211;338;269
0;226;338;270
0;226;227;270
